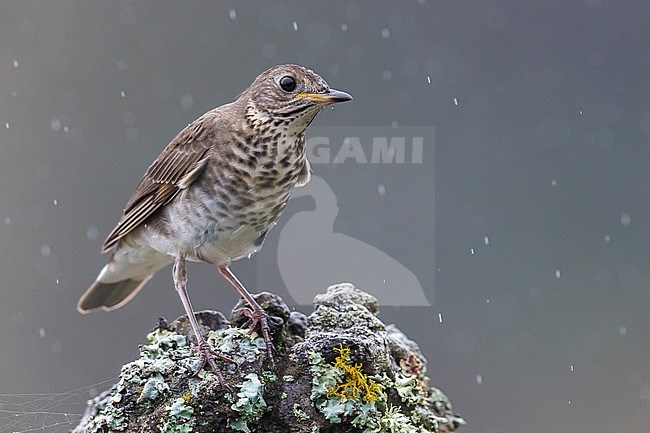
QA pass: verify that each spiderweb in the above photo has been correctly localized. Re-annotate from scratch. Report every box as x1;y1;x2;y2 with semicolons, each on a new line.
0;378;117;433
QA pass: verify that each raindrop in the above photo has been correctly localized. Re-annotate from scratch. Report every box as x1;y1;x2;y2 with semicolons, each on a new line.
292;21;298;31
341;24;348;32
579;110;583;115
438;313;443;323
555;269;561;279
38;328;46;338
41;244;51;257
551;179;557;186
483;236;490;245
378;184;386;196
486;298;490;303
427;76;431;84
120;90;126;98
50;118;62;132
63;125;69;132
229;9;237;20
619;325;627;336
604;234;611;242
470;248;475;255
570;364;574;372
4;216;11;225
382;278;386;283
55;278;60;285
87;225;99;241
620;213;631;227
117;60;128;72
381;28;390;39
5;122;9;129
13;59;19;68
53;199;58;206
453;97;459;106
476;374;483;384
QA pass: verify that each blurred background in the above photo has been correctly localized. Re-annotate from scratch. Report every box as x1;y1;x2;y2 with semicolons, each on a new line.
1;1;649;432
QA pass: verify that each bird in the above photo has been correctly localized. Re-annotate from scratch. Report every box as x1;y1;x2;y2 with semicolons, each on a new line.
77;64;352;375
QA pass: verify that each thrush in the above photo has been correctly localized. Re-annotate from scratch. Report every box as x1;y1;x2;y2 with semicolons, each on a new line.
78;64;352;375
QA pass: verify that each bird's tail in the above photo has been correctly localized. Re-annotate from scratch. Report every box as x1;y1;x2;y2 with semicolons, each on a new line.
77;274;153;313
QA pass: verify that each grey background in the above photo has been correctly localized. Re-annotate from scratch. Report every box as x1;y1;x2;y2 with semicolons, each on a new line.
1;1;649;432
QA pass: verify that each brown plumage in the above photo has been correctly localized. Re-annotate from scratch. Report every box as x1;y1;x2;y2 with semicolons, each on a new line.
78;64;352;376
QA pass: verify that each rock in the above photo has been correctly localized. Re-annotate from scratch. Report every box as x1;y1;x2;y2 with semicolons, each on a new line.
73;283;465;433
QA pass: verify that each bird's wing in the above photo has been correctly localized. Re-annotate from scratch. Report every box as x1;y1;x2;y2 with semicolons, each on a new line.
101;116;214;253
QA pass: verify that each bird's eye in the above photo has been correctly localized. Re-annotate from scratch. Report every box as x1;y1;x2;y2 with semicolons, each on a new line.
279;76;297;92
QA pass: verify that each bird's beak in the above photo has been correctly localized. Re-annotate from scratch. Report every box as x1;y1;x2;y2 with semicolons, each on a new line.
296;88;353;105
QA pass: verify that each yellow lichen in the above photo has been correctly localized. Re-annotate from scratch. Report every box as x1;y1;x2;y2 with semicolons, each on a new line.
327;344;382;403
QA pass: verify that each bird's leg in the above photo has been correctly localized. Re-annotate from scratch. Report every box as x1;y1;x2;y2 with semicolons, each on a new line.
217;265;274;363
173;255;234;381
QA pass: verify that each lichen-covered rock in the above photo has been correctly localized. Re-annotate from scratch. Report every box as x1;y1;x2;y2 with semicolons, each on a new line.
73;284;464;433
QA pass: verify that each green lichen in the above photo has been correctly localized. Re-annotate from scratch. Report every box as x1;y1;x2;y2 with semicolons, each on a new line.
158;397;194;433
394;373;422;406
309;352;343;401
208;327;266;364
309;347;383;426
138;373;170;403
261;370;277;384
230;373;268;432
83;328;197;432
119;329;194;388
363;405;420;433
292;403;310;421
308;345;454;433
75;286;463;433
318;399;348;423
85;392;127;432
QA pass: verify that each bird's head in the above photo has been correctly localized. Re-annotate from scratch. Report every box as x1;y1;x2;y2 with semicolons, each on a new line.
242;64;352;130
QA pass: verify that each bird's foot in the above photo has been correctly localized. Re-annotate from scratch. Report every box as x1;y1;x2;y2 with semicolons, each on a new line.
192;340;236;386
242;307;275;366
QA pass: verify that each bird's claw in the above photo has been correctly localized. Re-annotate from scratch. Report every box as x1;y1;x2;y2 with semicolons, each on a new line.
242;307;275;366
192;340;235;387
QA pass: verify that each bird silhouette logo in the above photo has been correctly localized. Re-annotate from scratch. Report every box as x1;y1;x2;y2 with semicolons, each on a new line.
276;175;432;306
